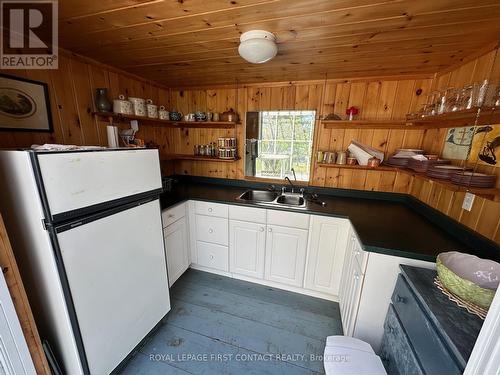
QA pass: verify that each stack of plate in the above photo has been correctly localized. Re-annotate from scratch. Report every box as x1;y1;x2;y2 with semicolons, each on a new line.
451;172;497;188
426;165;471;180
395;148;425;157
407;158;450;173
385;149;425;167
385;156;411;167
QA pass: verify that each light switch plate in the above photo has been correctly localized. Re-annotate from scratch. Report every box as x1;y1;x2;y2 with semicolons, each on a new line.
462;192;475;211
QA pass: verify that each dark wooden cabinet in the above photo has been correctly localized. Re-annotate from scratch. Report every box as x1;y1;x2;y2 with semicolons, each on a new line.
380;265;483;374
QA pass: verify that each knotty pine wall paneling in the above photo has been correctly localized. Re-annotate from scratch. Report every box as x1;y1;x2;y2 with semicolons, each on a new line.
0;51;173;166
310;78;432;191
412;46;500;243
0;47;498;243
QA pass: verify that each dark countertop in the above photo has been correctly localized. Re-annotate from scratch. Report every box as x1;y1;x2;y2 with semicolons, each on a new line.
160;177;500;262
400;265;483;368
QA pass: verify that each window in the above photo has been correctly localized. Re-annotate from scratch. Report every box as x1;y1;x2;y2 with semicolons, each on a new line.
245;110;316;181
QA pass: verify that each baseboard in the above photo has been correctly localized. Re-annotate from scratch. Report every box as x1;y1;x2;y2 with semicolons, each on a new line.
188;264;339;302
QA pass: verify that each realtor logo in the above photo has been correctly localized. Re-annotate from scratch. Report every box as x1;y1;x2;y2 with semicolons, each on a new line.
1;1;58;69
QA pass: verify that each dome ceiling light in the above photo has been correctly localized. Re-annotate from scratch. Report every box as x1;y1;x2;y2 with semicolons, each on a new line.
238;30;278;64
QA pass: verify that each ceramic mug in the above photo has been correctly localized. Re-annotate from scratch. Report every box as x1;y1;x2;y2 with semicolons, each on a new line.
113;94;133;115
146;99;158;118
128;97;145;116
158;106;169;120
212;112;220;122
186;113;195;121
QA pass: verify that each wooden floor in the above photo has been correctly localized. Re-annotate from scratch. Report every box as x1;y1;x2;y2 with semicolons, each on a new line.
119;269;342;374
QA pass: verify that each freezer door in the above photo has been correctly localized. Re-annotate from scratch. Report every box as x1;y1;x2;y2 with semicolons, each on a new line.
55;199;170;375
36;149;162;218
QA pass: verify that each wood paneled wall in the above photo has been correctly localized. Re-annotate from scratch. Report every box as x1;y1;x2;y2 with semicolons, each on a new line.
0;47;498;243
0;214;50;374
167;78;432;185
0;50;170;151
410;47;500;243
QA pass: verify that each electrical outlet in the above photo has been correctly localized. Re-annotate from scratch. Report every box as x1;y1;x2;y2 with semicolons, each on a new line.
462;192;475;211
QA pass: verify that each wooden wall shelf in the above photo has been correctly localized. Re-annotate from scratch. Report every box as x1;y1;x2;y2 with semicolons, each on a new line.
407;107;500;128
317;162;499;199
317;163;397;172
321;119;409;129
163;154;240;162
400;168;500;199
93;112;239;129
321;107;499;130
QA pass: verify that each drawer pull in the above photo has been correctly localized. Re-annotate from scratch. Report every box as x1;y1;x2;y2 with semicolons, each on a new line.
208;228;214;234
167;214;174;218
259;227;264;232
354;250;360;256
268;228;272;232
354;272;360;281
208;208;213;212
387;325;395;334
209;255;214;260
396;294;406;303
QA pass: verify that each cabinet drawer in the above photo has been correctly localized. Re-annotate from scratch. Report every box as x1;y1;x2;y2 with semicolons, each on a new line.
229;205;266;223
196;241;229;271
162;202;186;227
392;275;461;375
196;215;228;246
380;304;424;375
195;201;228;218
267;210;309;229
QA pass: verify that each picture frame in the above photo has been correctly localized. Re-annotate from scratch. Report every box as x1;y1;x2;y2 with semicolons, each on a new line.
0;73;53;132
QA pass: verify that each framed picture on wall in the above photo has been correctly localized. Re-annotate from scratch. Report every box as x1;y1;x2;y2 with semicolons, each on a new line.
0;74;53;132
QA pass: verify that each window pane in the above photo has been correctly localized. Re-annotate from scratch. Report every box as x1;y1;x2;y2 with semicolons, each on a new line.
251;110;316;181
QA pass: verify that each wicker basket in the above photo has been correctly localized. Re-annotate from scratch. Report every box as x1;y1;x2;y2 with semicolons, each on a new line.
436;257;496;309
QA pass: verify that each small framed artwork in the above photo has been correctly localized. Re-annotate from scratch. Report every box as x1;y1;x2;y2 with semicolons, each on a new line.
0;73;53;132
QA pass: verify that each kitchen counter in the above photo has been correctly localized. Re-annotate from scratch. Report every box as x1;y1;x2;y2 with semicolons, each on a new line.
160;176;500;263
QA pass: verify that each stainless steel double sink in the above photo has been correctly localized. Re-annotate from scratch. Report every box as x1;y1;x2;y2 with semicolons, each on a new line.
236;189;306;209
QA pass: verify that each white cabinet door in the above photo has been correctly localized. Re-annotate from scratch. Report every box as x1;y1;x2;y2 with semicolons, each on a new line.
342;259;364;336
229;220;266;279
164;217;189;286
0;269;36;375
339;231;363;336
264;225;308;287
304;216;349;296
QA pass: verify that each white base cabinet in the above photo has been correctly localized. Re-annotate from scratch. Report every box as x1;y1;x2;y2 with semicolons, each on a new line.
352;252;434;353
265;225;309;287
339;230;366;336
163;217;189;286
229;220;266;278
337;229;435;352
188;201;352;300
162;203;190;286
304;216;350;296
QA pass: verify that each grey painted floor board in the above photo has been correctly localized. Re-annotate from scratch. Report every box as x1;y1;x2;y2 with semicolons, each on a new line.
119;269;342;374
171;282;342;341
175;270;340;318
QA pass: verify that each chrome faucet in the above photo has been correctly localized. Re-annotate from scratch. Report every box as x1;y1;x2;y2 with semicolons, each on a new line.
284;176;295;193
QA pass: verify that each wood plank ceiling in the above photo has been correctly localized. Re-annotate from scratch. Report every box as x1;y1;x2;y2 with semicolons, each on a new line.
59;0;500;87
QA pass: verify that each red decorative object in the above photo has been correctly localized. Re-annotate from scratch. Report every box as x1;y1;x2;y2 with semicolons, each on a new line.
346;106;359;121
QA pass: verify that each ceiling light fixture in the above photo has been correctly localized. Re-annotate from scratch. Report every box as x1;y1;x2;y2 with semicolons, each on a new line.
238;30;278;64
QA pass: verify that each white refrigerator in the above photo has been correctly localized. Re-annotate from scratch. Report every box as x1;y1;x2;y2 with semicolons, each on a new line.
0;148;171;375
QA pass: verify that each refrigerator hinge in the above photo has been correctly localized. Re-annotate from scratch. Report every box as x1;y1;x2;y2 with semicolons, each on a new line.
41;219;53;231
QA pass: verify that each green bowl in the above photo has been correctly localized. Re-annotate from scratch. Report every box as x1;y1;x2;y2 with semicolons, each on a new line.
436;256;496;309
